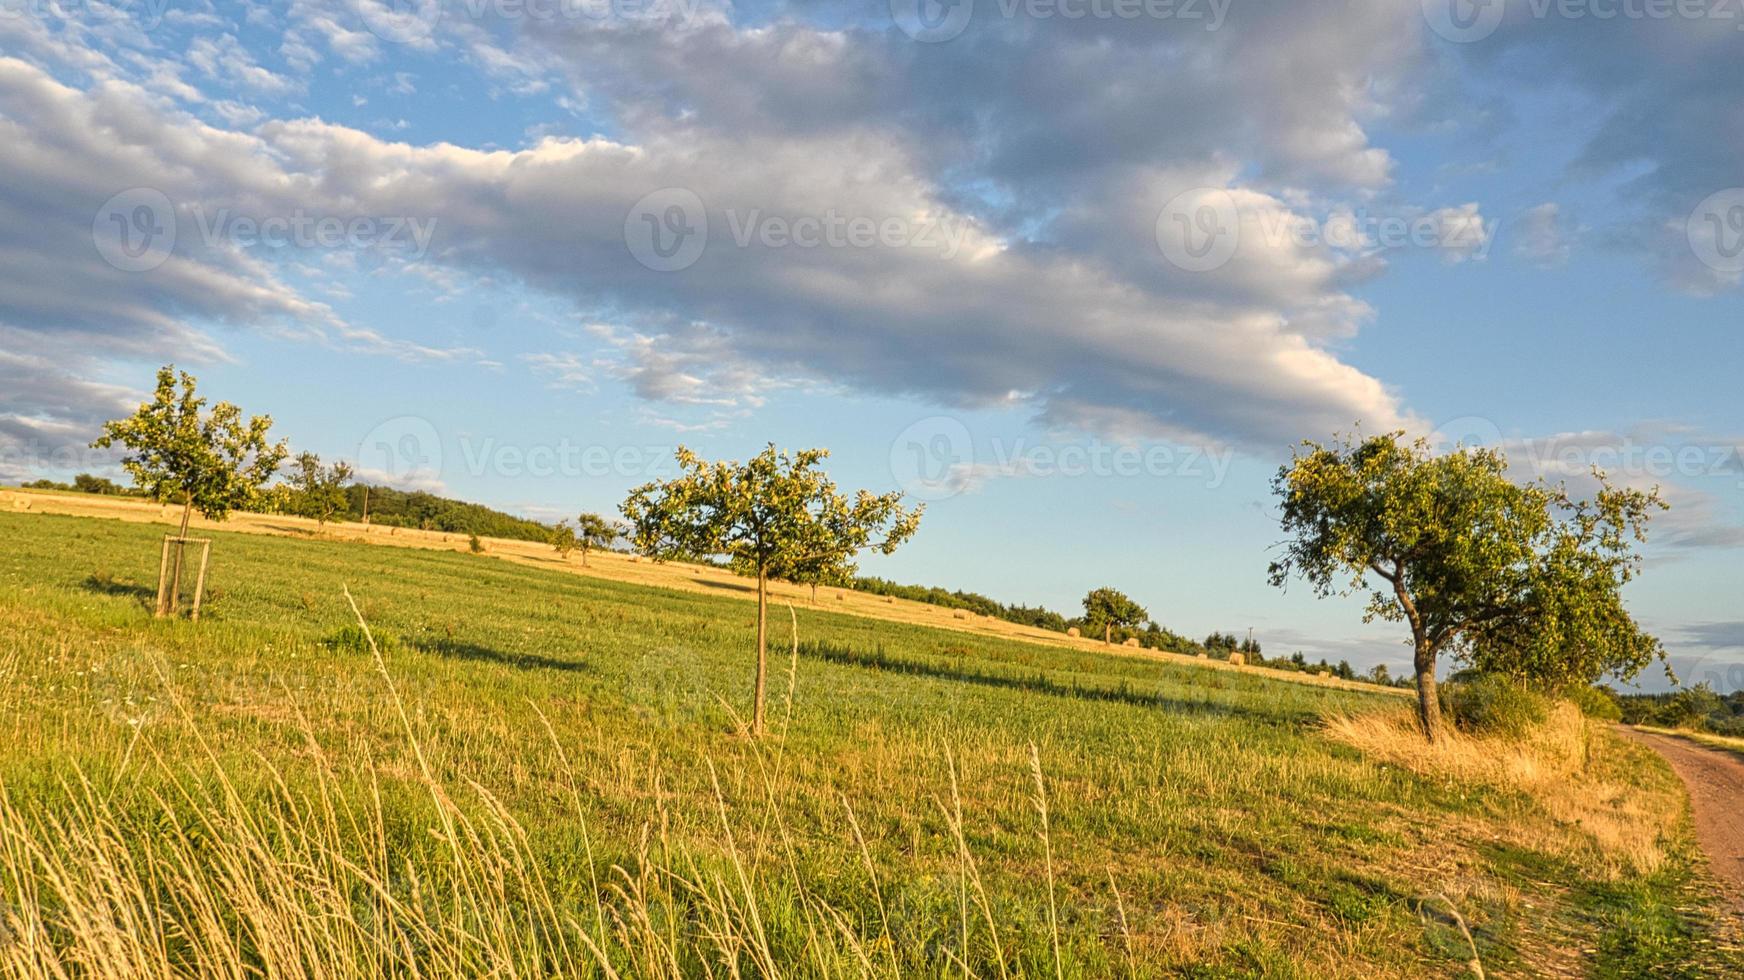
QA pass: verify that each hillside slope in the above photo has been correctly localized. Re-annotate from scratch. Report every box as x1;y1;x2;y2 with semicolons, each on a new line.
0;486;1399;698
0;508;1736;976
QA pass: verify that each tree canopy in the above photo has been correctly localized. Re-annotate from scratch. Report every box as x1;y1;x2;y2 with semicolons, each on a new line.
289;452;354;528
92;365;287;531
621;445;923;733
1269;431;1664;740
1079;587;1148;643
575;513;621;565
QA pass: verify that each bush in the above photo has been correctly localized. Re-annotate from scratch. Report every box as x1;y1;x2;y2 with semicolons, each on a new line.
1709;715;1744;738
1441;674;1550;738
1665;683;1725;730
1566;684;1624;722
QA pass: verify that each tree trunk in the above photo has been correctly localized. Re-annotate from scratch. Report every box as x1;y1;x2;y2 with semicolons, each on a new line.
753;567;768;736
1413;633;1443;742
1104;622;1111;645
1390;574;1443;742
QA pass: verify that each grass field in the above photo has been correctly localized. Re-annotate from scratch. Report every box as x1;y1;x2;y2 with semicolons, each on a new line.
0;487;1400;700
0;508;1737;977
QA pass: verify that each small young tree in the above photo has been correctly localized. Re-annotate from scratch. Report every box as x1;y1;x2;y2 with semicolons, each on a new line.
92;366;286;614
575;512;620;566
1269;431;1664;741
551;520;578;558
1081;587;1148;644
289;452;354;529
786;556;853;603
622;445;923;734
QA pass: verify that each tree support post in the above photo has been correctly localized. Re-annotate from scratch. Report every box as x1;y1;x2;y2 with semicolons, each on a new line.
155;536;213;620
154;536;173;618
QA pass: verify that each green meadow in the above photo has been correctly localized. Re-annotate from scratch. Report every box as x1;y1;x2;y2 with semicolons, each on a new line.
0;509;1735;977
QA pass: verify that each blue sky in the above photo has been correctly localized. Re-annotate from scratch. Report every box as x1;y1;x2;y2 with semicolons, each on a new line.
2;0;1741;688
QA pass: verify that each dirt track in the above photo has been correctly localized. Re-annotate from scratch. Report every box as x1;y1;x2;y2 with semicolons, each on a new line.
1624;728;1744;908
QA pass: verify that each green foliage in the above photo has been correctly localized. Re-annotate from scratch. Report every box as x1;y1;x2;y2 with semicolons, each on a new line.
851;577;1069;631
90;365;287;526
622;445;923;579
575;513;621;564
1441;674;1550;738
1566;684;1624;723
1077;587;1147;642
287;452;353;528
622;445;923;732
1270;430;1665;739
21;474;138;496
550;520;577;557
468;532;484;554
1666;684;1726;730
1203;630;1261;657
341;484;552;541
1617;685;1744;731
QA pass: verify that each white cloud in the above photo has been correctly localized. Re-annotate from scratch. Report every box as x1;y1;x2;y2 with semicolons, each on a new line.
1512;202;1570;266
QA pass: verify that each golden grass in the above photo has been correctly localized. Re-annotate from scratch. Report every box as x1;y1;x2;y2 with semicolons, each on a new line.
1324;705;1679;879
1634;725;1744;759
0;594;1082;980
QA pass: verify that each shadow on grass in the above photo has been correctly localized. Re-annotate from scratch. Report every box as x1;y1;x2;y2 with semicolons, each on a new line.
800;640;1289;723
253;522;321;537
410;638;590;674
692;576;757;594
82;573;154;608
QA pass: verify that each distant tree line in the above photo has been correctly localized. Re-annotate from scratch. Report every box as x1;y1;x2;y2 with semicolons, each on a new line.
1618;684;1744;736
340;484;554;542
255;476;554;542
850;576;1069;632
22;473;141;496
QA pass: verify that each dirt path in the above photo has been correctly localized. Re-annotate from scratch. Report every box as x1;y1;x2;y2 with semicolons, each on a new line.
1623;728;1744;907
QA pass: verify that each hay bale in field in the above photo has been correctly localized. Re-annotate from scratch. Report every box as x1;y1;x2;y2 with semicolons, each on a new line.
1123;637;1140;647
1196;652;1208;659
952;610;967;619
1066;627;1081;638
1228;653;1245;667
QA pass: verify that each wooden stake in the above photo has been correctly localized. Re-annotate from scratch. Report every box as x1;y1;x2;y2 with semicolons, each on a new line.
189;541;212;622
154;536;172;618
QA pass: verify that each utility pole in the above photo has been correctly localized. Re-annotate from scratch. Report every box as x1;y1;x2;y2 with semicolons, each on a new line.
361;485;371;525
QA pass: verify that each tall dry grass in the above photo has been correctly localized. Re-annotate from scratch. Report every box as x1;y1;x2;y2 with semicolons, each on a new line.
0;592;1078;980
1323;703;1675;878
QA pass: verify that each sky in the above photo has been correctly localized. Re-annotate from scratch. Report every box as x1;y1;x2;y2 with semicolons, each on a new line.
1;0;1741;689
